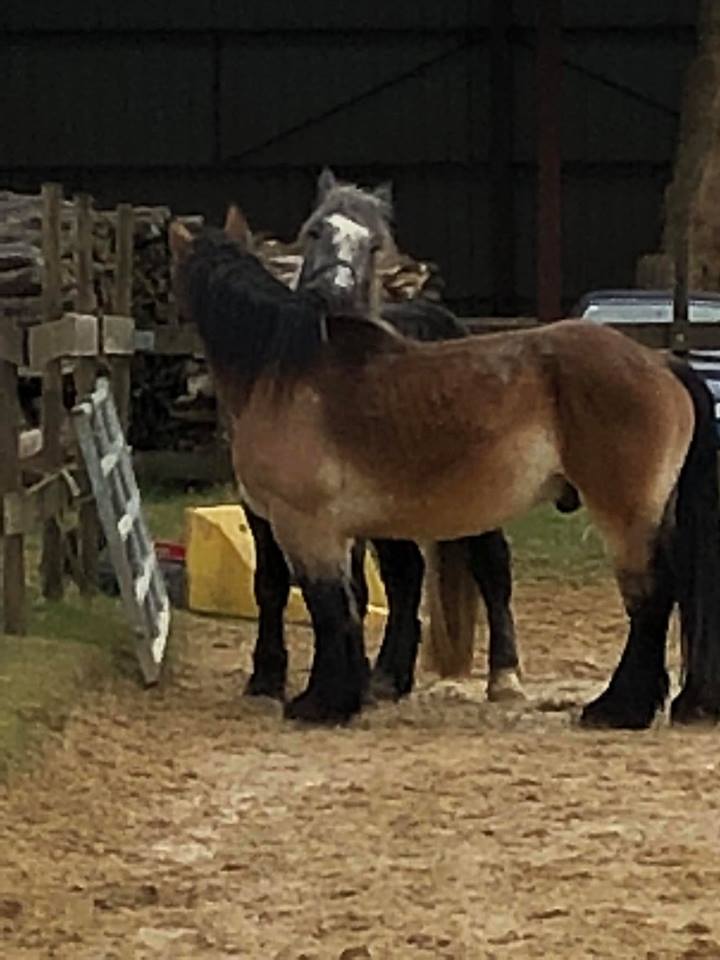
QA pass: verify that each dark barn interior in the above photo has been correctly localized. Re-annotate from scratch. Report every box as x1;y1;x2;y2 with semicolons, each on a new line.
0;0;699;315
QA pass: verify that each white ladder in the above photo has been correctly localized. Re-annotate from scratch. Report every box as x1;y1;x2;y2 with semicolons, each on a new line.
72;378;170;684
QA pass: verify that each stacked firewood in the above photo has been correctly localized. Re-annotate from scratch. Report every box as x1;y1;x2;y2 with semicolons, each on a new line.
0;190;75;323
94;207;204;326
254;234;444;302
0;189;204;327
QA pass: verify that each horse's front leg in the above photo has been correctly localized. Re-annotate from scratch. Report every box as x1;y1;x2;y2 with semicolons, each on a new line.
244;508;290;700
282;540;369;725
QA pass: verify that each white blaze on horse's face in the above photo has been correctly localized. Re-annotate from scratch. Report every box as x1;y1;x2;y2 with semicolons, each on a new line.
325;213;371;290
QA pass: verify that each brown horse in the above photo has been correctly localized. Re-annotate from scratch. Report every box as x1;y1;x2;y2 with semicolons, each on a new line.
169;190;720;730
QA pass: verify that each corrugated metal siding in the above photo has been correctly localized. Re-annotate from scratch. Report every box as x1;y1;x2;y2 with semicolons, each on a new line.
1;40;214;166
0;4;699;313
1;1;489;32
220;39;486;165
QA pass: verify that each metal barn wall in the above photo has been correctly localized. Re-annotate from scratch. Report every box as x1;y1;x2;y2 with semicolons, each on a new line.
0;1;699;313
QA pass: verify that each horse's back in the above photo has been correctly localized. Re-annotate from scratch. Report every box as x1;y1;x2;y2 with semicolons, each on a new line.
381;299;468;343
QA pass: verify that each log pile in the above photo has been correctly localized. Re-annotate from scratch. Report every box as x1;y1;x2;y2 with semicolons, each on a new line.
0;190;75;323
254;234;444;301
0;189;203;327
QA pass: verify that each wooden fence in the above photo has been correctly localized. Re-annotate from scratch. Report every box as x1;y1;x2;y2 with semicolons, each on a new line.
0;183;134;633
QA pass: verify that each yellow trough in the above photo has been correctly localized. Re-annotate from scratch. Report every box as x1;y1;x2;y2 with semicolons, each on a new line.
185;505;388;626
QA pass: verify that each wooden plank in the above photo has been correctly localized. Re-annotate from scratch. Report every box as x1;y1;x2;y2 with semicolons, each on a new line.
114;204;134;317
74;193;97;315
0;324;24;366
103;314;136;355
41;183;63;320
0;359;25;634
73;193;100;594
27;313;99;370
111;204;135;431
3;472;76;537
146;325;204;356
40;182;65;601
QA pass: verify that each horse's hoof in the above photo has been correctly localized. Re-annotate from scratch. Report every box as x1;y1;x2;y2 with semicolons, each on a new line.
283;689;360;725
670;688;720;725
487;668;526;703
580;691;655;730
369;669;402;702
244;672;286;701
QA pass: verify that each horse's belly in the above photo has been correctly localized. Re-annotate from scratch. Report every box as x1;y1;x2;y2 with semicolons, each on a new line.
348;427;563;540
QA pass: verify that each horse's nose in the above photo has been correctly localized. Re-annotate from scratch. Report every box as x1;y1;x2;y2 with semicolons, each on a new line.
334;265;354;290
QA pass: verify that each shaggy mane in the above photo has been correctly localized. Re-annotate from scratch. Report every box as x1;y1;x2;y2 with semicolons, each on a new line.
177;229;402;393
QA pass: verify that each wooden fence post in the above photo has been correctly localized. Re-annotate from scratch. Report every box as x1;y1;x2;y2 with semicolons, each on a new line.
73;193;100;592
0;352;25;634
111;204;134;433
40;182;65;601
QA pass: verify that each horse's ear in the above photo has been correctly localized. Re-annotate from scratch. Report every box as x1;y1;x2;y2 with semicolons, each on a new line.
224;204;252;249
168;220;193;261
317;166;337;201
373;180;393;209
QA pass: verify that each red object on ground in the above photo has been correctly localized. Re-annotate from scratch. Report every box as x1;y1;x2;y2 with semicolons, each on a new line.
154;540;186;564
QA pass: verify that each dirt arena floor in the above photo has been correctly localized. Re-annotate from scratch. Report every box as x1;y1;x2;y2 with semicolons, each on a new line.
2;578;720;959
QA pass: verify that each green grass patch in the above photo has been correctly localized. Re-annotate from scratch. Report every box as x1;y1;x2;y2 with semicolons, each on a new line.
507;504;609;582
141;482;236;542
0;634;114;779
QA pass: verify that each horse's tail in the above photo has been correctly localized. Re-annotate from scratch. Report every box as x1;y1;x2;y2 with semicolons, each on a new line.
422;541;478;676
668;358;720;721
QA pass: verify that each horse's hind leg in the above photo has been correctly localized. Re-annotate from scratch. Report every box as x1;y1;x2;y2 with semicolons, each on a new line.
369;538;424;700
465;531;525;702
244;508;290;700
580;523;673;729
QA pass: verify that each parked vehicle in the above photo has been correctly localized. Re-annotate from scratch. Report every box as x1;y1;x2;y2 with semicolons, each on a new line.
571;289;720;439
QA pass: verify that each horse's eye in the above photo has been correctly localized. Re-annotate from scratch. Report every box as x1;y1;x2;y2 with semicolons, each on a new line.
307;225;322;240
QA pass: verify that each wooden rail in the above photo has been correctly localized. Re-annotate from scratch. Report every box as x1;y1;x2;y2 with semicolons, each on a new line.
0;183;136;633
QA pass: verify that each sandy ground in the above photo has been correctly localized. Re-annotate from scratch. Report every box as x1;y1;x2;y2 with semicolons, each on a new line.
2;579;720;960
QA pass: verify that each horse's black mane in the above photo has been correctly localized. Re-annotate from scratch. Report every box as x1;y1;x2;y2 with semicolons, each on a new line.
179;229;329;388
178;228;467;392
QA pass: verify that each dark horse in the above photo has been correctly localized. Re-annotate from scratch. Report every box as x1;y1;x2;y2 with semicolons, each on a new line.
242;294;523;710
169;190;720;731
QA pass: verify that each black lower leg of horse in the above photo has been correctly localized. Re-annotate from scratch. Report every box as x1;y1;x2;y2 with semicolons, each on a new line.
465;530;519;674
284;573;368;724
581;548;673;730
370;539;425;700
244;508;290;699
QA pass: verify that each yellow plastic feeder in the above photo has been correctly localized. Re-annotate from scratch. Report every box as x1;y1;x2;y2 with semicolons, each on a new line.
185;504;387;626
